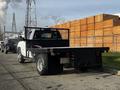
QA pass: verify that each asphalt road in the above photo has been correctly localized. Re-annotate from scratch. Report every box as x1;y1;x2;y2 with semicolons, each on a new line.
1;52;120;90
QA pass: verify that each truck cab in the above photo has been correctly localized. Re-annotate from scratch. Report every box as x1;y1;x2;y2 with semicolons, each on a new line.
17;27;69;63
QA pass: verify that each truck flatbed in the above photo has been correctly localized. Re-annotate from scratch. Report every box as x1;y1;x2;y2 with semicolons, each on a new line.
30;46;109;51
29;46;109;74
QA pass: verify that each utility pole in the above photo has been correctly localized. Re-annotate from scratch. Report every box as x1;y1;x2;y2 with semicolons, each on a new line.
3;25;5;40
25;0;37;27
25;0;30;27
12;12;17;33
0;24;2;40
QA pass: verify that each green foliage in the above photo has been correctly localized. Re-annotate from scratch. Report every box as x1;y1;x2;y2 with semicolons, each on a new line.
102;52;120;69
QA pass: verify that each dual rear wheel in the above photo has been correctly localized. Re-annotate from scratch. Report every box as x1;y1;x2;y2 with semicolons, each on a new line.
36;54;63;75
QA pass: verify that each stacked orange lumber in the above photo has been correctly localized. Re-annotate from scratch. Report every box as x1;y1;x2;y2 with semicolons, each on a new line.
51;13;120;52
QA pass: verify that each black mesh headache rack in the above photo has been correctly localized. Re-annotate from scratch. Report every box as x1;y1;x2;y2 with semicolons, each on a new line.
24;26;69;40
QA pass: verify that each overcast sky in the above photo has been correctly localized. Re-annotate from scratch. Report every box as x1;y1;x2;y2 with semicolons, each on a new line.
5;0;120;31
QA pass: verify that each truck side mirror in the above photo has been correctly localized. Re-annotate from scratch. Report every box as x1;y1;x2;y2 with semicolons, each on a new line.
19;36;25;41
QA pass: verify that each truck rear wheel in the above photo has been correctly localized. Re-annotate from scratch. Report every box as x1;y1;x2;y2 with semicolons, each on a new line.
36;54;63;75
36;54;48;75
1;49;4;53
17;49;25;63
4;48;8;54
49;55;63;74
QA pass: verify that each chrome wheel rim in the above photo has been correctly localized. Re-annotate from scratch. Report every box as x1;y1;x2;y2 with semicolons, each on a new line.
37;58;44;72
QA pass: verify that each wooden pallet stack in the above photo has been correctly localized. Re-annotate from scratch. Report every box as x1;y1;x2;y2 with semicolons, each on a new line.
51;14;120;52
86;16;95;47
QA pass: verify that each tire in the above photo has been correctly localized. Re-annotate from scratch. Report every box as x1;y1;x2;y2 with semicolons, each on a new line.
17;49;25;63
4;48;8;54
1;49;4;53
36;54;48;75
49;55;63;74
36;54;63;75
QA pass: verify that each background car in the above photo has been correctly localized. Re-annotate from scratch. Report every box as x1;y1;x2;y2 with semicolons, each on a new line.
4;38;18;54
